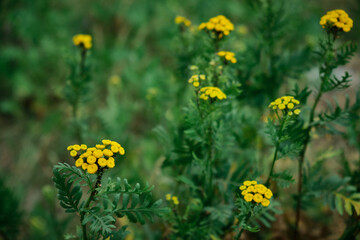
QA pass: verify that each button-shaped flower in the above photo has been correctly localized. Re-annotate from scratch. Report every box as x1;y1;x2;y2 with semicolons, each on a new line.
73;34;92;49
198;15;234;39
269;96;301;116
320;9;353;33
66;139;125;174
217;51;237;64
175;16;191;27
239;180;273;207
199;86;227;101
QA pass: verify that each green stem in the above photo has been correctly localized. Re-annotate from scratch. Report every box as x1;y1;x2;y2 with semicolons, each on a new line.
266;143;279;187
266;114;286;186
80;169;104;240
207;124;214;201
236;211;252;240
73;47;87;143
294;33;333;240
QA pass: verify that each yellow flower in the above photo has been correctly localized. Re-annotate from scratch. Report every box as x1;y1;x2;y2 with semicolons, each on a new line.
188;74;206;88
75;158;84;167
269;96;301;116
119;147;125;155
93;150;103;158
103;149;113;157
320;9;353;33
244;194;253;202
107;158;115;168
175;16;191;27
83;151;92;158
72;145;81;151
217;51;236;64
198;15;234;39
82;163;88;170
243;181;252;186
111;141;121;147
247;186;255;193
96;144;105;149
87;164;98;174
199;86;227;101
239;185;247;190
69;139;125;172
253;194;263;203
255;184;267;194
67;145;73;151
294;109;301;115
166;194;172;201
98;158;107;167
172;196;180;205
102;139;112;145
73;34;92;49
261;199;270;207
70;150;77;157
264;189;273;199
87;156;97;164
111;146;119;153
240;181;273;206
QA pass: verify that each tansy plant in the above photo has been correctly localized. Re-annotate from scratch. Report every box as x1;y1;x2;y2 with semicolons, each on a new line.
265;96;302;186
53;139;167;240
175;16;191;28
154;14;246;239
291;9;358;240
156;8;360;240
65;34;93;142
234;181;278;239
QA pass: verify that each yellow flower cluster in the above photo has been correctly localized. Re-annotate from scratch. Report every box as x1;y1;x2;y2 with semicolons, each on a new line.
217;51;237;64
320;9;353;32
166;194;179;205
67;140;125;174
188;74;206;87
198;15;234;39
239;181;273;207
269;96;301;116
72;34;92;49
199;87;227;100
175;16;191;27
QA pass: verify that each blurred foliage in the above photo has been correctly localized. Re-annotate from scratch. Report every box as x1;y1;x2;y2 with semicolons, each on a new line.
0;0;360;239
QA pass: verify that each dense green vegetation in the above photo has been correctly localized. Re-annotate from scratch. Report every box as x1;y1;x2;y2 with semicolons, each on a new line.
1;0;360;239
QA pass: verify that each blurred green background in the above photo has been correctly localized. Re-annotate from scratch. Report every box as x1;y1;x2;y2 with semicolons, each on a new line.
0;0;359;239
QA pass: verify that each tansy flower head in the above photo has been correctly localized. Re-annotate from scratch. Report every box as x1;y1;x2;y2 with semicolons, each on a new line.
188;74;206;87
172;196;180;205
67;139;125;174
239;181;273;207
166;194;180;205
175;16;191;27
320;9;353;33
217;51;237;64
198;15;234;39
269;96;301;116
199;86;227;101
165;194;172;201
73;34;92;49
